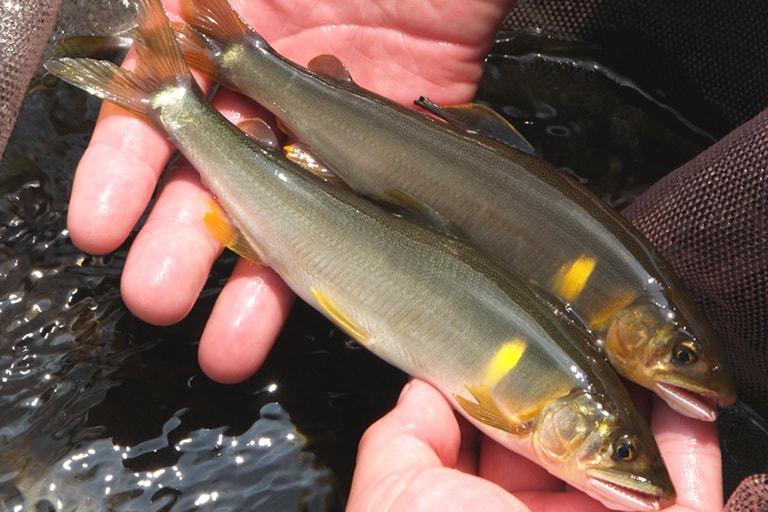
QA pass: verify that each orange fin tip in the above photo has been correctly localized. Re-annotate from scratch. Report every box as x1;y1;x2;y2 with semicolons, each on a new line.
203;199;262;262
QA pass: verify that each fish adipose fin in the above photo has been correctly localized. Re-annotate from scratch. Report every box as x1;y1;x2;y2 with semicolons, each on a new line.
46;0;193;119
307;54;354;83
415;96;535;155
454;385;529;435
236;118;280;150
203;199;263;263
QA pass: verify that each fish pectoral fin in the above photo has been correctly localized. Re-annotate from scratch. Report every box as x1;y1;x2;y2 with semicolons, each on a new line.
377;188;464;239
307;54;354;83
236;118;280;150
454;385;529;436
283;142;350;189
414;96;535;155
311;287;367;344
203;199;262;263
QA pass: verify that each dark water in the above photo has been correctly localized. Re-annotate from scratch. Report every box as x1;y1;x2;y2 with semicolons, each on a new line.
0;26;715;512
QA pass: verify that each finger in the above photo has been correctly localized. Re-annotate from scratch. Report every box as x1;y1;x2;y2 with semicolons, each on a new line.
68;100;173;254
198;260;293;383
348;379;531;512
120;161;221;325
478;436;564;493
356;379;462;472
456;414;481;474
651;396;722;511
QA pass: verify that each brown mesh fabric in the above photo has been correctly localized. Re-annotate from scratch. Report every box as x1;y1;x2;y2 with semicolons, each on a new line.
502;0;768;128
724;474;768;512
503;0;768;505
0;0;63;159
623;109;768;421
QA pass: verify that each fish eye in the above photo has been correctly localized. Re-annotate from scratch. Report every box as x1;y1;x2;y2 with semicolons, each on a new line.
672;340;700;365
612;435;638;462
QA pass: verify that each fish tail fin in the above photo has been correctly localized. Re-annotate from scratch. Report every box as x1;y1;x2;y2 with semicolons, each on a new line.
172;21;222;79
45;0;193;118
182;0;264;45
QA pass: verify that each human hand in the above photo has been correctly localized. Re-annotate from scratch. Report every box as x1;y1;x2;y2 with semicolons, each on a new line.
68;0;515;383
348;379;723;512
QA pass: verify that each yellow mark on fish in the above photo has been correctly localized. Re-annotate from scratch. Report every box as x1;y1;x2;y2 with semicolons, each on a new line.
311;287;366;343
484;339;527;386
553;255;597;302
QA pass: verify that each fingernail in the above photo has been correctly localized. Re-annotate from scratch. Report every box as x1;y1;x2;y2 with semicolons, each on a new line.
397;380;413;403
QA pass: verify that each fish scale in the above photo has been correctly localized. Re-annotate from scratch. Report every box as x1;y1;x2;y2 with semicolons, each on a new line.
174;0;736;422
45;0;676;508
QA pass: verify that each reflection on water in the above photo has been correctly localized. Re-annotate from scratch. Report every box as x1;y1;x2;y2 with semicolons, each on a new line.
12;404;331;511
0;16;716;512
0;77;406;511
479;31;719;208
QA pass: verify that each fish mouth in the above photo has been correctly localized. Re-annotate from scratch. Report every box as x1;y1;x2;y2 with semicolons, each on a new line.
586;469;675;511
654;381;720;422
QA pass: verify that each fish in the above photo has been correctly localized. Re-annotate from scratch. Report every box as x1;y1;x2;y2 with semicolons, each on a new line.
45;0;676;508
172;0;736;421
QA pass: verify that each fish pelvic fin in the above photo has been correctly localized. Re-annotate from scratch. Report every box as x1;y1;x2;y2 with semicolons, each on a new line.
182;0;257;43
311;288;367;344
203;199;263;262
46;0;193;118
454;385;530;436
283;142;351;189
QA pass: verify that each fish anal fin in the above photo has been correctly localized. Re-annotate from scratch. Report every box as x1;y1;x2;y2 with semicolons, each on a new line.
311;287;367;343
237;118;280;150
377;188;463;239
415;96;535;155
284;142;349;188
307;54;354;83
454;385;529;436
203;199;262;262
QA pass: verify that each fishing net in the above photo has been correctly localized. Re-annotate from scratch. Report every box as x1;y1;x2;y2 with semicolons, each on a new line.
502;0;768;506
0;0;62;159
1;0;766;508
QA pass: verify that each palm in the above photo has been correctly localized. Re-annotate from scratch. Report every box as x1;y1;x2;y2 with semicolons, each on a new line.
195;0;512;104
68;0;512;382
348;379;722;512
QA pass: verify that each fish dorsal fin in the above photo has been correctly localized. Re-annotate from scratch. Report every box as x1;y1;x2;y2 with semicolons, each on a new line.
377;188;463;239
307;54;354;83
283;142;350;189
203;199;263;262
453;385;530;436
236;118;280;150
415;96;535;155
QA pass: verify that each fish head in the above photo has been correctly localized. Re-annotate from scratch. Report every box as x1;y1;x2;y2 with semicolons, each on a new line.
603;298;736;421
533;390;676;511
